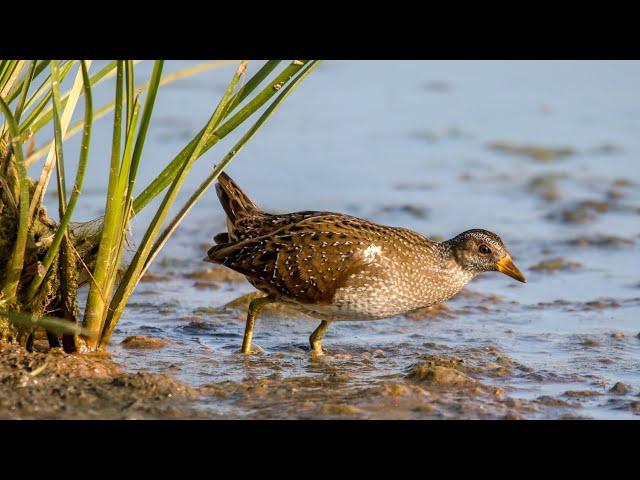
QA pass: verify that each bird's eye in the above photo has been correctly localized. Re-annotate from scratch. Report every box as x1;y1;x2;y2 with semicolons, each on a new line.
478;244;491;255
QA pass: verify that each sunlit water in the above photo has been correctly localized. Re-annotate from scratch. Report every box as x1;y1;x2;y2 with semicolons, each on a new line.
41;61;640;419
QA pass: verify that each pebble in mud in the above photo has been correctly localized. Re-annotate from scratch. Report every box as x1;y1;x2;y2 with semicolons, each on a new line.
581;299;623;311
530;257;582;273
121;336;167;350
532;298;632;312
413;404;436;413
319;404;364;416
139;272;172;282
183;267;248;290
404;303;456;320
567;234;634;248
526;174;564;201
183;267;246;283
547;199;611;224
577;336;601;348
564;390;601;398
407;364;476;387
502;412;525;420
488;141;574;162
192;280;220;290
609;382;630;395
375;203;429;219
535;396;575;408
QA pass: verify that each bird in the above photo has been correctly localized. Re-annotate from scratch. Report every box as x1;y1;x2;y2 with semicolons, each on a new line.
204;172;526;355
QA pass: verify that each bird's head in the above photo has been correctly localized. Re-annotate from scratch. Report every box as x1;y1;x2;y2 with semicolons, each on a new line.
446;229;526;282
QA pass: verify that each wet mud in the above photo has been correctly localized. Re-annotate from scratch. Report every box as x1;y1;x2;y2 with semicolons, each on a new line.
0;343;204;419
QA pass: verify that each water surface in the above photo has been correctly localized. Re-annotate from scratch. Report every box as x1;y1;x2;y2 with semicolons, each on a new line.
45;61;640;418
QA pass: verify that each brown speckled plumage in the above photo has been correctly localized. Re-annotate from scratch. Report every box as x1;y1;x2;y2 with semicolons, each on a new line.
205;172;525;354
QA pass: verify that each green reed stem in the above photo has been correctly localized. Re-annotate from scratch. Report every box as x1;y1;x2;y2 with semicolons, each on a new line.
24;61;224;167
99;61;248;348
25;61;94;302
14;60;37;123
141;60;321;280
82;61;125;348
0;99;30;305
50;61;68;212
131;60;308;216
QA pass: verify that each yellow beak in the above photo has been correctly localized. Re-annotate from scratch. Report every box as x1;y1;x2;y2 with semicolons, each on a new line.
496;255;526;283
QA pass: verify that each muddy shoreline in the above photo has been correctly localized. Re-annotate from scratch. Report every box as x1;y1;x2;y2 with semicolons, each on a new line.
0;343;207;419
0;340;544;420
3;285;639;419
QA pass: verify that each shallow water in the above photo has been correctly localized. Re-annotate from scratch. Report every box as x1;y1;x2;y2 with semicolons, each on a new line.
45;61;640;419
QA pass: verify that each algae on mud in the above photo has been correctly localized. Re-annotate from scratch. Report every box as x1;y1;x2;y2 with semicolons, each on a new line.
0;135;97;347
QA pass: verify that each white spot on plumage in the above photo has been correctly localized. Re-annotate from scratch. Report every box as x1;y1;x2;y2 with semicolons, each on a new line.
362;244;381;262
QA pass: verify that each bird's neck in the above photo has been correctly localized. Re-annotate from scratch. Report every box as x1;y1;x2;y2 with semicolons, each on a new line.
438;237;469;272
405;240;477;307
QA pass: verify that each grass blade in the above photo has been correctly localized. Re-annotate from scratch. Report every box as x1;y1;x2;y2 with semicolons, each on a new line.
131;60;309;215
142;61;321;280
82;61;124;348
225;60;280;113
50;61;68;211
125;61;135;130
0;99;30;305
3;60;50;105
0;311;87;336
14;60;37;123
24;60;229;168
17;61;76;134
102;99;140;306
0;61;24;97
21;60;136;135
99;61;248;347
25;61;94;301
27;61;93;223
127;61;164;193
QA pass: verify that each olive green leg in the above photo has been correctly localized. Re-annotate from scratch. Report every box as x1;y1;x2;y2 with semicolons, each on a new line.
309;320;330;354
241;296;273;354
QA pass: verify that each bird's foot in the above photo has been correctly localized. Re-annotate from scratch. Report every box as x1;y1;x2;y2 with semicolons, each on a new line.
310;341;325;356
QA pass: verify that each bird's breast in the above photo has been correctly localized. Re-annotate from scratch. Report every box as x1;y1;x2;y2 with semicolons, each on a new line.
324;244;474;320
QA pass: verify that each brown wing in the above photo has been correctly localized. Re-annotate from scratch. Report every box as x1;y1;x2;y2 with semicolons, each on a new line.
231;210;333;240
207;213;388;304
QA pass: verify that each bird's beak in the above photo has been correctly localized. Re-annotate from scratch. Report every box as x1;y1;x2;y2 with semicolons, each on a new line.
203;256;213;263
496;255;526;283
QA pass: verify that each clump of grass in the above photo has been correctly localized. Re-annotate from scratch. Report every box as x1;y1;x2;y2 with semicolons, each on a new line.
0;59;319;352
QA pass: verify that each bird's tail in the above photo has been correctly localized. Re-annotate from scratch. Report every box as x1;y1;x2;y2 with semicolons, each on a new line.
214;171;261;242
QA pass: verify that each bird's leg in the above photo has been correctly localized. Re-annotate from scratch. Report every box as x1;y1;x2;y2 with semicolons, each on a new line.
309;320;330;355
241;295;273;354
